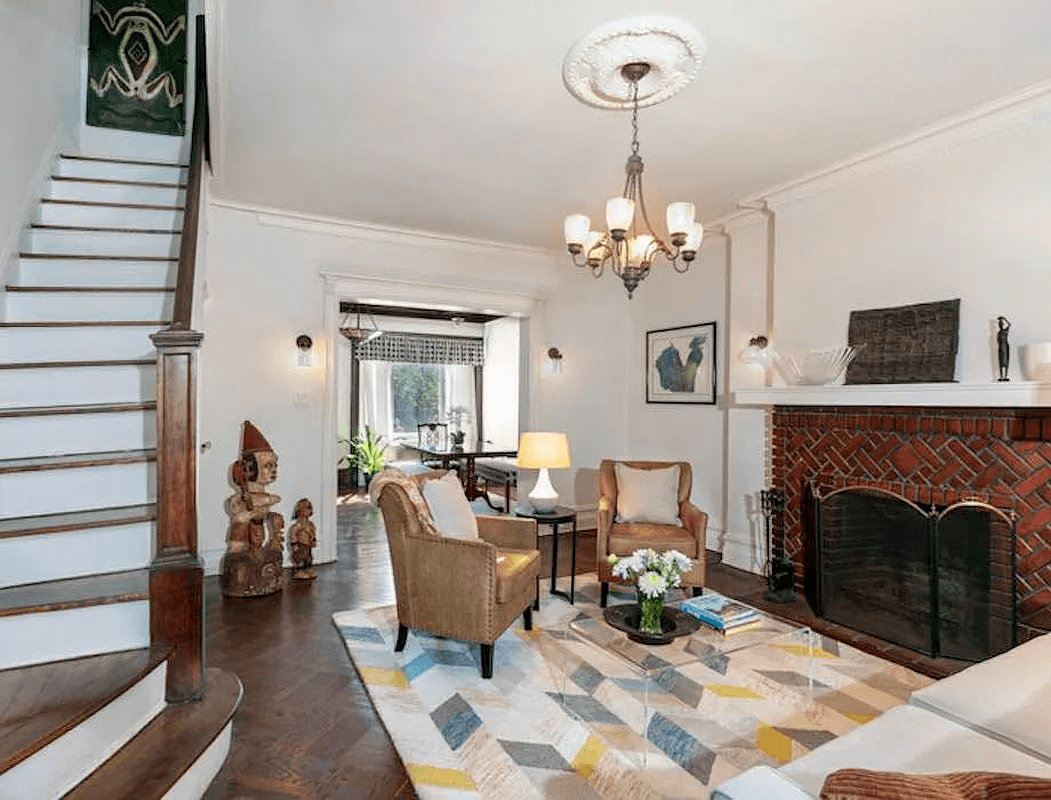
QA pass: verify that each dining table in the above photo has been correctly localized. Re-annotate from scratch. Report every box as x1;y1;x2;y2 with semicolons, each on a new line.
403;442;517;502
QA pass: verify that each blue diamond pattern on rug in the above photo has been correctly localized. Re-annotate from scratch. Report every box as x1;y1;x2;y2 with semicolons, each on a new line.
431;694;482;751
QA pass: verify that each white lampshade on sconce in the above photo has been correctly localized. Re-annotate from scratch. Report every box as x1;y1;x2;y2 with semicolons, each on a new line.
516;432;572;513
739;335;770;366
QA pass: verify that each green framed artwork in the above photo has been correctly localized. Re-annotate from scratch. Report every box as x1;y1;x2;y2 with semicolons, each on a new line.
86;0;188;136
646;322;717;404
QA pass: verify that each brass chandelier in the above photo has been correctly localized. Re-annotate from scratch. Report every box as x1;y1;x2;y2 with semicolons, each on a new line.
563;62;703;299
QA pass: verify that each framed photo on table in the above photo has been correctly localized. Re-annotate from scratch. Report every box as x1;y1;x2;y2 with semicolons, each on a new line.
646;322;717;404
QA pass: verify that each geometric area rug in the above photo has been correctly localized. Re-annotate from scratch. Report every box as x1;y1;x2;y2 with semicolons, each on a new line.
334;575;932;799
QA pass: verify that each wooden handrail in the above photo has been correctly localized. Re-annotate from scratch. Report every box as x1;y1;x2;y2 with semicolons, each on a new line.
171;14;209;329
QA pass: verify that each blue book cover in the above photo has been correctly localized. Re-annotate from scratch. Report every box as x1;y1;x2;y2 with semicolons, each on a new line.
680;592;759;629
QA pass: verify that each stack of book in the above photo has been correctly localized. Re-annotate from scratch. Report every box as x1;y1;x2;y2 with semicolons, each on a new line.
680;591;762;634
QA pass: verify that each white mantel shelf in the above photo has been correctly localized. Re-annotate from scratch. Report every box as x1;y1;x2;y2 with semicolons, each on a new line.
733;382;1051;408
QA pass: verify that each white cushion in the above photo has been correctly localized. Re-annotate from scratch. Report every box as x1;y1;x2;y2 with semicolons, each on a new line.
780;705;1051;797
908;632;1051;762
422;472;479;540
709;765;812;799
614;463;681;525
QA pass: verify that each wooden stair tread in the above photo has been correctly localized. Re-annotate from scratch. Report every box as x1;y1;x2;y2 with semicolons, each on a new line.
0;568;148;618
65;668;242;800
0;448;155;475
0;646;168;773
0;320;167;328
0;504;155;540
5;286;174;293
50;175;187;189
29;224;180;235
41;198;183;211
59;154;187;169
0;358;156;371
18;253;178;262
0;401;156;419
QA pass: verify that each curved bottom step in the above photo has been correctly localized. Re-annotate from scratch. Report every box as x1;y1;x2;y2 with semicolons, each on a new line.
65;667;242;800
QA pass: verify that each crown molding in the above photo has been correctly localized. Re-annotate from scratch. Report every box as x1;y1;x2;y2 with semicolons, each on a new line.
207;197;558;263
740;78;1051;209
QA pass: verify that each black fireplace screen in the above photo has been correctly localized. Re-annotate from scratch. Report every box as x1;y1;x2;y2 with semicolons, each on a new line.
813;486;1015;661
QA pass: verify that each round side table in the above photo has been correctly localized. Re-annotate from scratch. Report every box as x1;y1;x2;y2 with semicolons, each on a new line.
515;505;578;606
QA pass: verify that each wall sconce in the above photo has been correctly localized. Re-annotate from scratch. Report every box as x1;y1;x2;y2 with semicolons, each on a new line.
739;335;770;366
295;333;314;367
545;346;564;375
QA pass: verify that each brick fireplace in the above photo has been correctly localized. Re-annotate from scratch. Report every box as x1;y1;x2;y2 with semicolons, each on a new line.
771;405;1051;642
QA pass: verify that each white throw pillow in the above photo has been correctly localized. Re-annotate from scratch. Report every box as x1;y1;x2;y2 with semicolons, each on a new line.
614;463;681;525
422;472;479;540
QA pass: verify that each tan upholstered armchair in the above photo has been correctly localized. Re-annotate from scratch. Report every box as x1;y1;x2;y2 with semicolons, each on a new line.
371;469;540;678
597;459;708;607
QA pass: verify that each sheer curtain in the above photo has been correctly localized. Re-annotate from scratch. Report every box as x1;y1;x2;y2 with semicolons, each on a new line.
443;365;477;445
358;361;394;442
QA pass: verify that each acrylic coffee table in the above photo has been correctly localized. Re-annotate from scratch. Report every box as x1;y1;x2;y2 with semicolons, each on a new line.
546;598;816;767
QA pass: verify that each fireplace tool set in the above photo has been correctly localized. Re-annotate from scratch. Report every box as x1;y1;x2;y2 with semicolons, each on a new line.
760;489;794;603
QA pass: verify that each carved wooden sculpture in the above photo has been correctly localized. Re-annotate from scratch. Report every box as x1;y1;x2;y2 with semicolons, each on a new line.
221;421;285;596
289;497;317;580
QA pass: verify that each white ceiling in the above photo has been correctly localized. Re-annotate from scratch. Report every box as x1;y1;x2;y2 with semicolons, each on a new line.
211;0;1051;252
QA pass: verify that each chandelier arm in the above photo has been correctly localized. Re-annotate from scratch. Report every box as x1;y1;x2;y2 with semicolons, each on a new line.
633;171;660;239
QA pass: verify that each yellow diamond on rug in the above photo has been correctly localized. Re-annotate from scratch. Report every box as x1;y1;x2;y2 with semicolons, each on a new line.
775;643;839;659
706;683;764;699
358;666;409;687
756;722;794;764
407;764;477;790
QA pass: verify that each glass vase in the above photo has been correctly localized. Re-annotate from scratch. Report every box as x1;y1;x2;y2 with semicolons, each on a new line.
638;593;665;635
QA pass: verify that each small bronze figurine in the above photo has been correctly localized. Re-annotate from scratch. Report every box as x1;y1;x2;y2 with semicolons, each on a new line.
997;316;1011;382
289;497;318;580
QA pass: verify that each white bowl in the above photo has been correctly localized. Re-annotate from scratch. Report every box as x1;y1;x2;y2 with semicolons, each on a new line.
773;346;858;386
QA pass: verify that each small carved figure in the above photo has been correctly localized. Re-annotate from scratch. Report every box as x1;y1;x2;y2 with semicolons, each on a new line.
221;421;285;597
288;497;317;580
997;316;1011;382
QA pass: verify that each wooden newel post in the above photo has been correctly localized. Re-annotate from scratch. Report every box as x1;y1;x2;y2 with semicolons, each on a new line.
150;327;205;703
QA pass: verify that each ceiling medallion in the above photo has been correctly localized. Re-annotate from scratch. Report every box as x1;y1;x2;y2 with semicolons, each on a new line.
562;15;706;110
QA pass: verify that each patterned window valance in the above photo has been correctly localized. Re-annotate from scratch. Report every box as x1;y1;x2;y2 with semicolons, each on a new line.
354;333;485;365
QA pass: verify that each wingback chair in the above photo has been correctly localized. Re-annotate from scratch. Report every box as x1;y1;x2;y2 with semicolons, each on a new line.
371;469;540;678
597;459;708;607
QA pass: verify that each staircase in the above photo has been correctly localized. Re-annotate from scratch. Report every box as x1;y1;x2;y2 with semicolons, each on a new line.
0;154;239;798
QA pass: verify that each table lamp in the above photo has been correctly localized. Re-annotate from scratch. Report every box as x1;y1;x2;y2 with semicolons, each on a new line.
516;432;571;513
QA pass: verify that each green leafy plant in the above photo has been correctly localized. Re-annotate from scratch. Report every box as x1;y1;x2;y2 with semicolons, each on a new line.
346;425;388;475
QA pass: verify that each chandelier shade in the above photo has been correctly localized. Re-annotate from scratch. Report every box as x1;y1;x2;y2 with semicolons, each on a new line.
563;60;703;298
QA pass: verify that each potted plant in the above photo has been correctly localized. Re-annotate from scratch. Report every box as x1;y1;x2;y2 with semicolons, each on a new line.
446;405;471;449
337;436;355;494
348;425;388;487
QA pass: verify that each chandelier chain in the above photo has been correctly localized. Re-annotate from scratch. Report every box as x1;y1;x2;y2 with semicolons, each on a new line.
630;80;640;156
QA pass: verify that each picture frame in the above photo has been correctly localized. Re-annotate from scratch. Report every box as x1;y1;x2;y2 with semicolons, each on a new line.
646;322;717;404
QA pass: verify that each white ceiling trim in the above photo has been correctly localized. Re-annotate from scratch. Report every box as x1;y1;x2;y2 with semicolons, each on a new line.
209;197;558;261
741;77;1051;209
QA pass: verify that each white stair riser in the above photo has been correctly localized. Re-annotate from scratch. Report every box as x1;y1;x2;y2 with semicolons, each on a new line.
0;325;161;361
25;229;179;258
0;462;155;518
0;522;153;588
15;257;175;288
0;601;151;671
5;291;172;322
165;721;233;800
0;364;156;409
36;202;183;231
48;179;185;206
0;410;156;460
0;658;164;799
56;158;185;184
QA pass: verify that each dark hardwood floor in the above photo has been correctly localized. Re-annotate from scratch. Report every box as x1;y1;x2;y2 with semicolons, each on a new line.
201;492;964;798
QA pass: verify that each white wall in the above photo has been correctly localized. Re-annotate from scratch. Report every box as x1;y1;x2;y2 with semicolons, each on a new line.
482;318;520;449
766;87;1051;381
197;201;560;573
0;0;80;280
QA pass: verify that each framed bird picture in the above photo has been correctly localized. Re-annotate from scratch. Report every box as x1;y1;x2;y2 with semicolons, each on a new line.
646;322;717;404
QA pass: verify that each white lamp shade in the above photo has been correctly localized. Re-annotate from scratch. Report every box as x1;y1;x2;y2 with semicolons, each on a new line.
516;432;571;469
564;214;590;246
683;222;704;252
666;202;695;236
605;197;634;232
629;234;655;266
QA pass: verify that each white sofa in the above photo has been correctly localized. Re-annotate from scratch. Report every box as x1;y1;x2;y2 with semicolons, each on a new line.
710;632;1051;799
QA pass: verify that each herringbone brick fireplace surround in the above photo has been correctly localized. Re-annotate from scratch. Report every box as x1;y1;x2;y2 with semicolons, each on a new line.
771;405;1051;643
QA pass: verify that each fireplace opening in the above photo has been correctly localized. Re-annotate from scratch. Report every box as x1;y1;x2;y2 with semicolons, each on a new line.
812;485;1015;662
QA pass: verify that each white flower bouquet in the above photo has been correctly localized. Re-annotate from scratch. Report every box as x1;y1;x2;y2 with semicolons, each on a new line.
608;548;693;634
